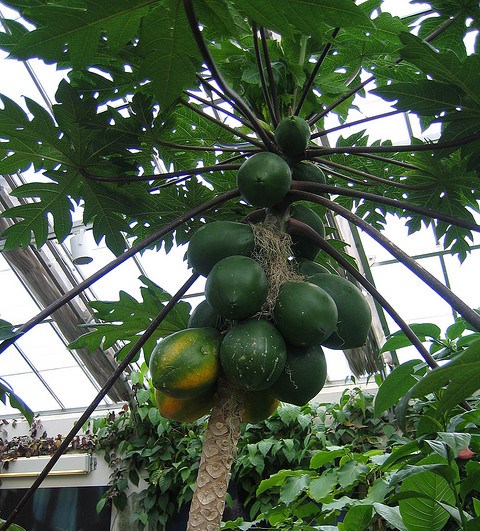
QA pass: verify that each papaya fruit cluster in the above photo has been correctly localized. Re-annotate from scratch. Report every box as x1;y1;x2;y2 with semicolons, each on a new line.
149;116;372;423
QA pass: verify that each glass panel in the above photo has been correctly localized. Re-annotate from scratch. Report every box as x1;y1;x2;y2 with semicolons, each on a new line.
443;250;480;311
39;366;105;409
0;373;61;413
0;345;32;377
15;325;78;372
0;257;42;324
371;257;453;328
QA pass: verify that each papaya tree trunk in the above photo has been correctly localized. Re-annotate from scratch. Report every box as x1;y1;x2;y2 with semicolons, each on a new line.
187;377;244;531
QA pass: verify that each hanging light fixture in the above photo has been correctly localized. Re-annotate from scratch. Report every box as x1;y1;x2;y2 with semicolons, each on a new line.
70;229;93;265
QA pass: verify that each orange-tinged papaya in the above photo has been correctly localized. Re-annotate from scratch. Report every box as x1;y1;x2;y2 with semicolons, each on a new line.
149;327;221;399
154;386;215;422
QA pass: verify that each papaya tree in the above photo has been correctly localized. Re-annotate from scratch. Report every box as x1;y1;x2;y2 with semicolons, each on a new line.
0;0;480;529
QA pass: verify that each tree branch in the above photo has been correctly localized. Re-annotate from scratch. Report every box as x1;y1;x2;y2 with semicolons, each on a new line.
307;132;480;156
182;0;277;151
252;22;277;126
0;272;200;531
351;152;420;171
82;163;241;183
178;98;264;147
287;189;480;331
184;88;253;129
311;110;402;140
0;189;241;357
295;28;340;117
154;139;255;153
311;157;433;190
259;26;280;126
309;75;374;127
290;181;480;233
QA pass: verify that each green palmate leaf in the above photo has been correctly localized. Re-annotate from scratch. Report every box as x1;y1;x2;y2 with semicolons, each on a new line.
0;94;71;173
372;80;475;116
374;359;427;416
69;276;191;363
0;378;33;425
81;181;136;255
401;153;478;260
1;171;78;249
0;18;30;54
196;0;247;40
139;1;200;111
399;32;480;104
9;0;151;67
235;0;372;40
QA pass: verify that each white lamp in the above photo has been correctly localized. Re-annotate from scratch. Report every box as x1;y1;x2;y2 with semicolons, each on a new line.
70;229;93;265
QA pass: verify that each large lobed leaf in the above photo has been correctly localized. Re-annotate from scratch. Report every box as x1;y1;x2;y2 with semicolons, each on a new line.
69;276;191;363
7;0;152;67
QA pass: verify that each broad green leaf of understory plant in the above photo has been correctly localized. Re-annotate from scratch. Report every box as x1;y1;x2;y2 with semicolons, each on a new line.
380;323;441;352
339;504;373;531
374;359;427;416
373;503;407;531
280;473;310;505
396;339;480;430
0;378;33;425
398;455;456;531
0;319;20;341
